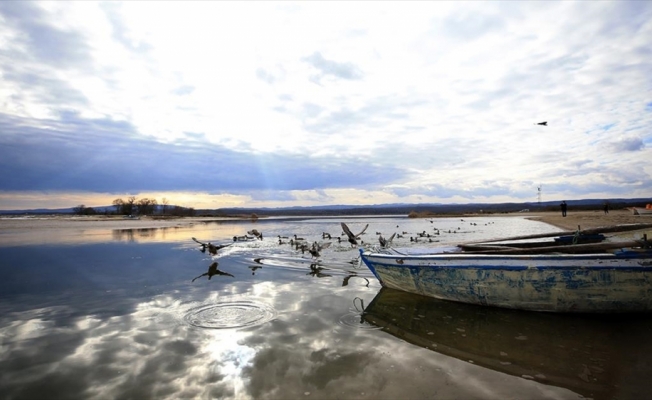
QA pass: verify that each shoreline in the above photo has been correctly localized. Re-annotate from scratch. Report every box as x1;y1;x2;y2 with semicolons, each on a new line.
1;210;650;233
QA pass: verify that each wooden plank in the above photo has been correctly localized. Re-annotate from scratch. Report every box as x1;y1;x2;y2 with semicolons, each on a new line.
466;240;643;255
462;223;652;245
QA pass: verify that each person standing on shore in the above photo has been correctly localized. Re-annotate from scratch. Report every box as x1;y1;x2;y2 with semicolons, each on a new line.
603;202;609;214
560;201;567;217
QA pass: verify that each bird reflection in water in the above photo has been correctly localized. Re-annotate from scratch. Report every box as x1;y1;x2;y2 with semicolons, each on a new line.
342;273;370;287
307;263;331;278
192;262;234;282
248;266;262;275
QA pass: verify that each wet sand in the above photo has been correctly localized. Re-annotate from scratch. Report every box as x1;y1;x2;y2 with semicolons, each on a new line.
523;209;649;231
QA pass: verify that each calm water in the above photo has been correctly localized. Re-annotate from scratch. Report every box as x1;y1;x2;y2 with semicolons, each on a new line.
1;216;652;400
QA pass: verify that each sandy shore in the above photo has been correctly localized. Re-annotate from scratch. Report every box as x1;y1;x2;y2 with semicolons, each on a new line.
1;210;650;246
522;209;650;230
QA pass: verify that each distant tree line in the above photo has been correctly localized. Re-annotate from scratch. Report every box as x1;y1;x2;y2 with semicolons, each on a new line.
73;196;195;216
73;205;98;215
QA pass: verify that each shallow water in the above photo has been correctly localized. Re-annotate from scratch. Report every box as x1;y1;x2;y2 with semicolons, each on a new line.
1;215;652;399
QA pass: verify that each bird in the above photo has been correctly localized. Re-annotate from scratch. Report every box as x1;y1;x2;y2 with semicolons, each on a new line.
309;241;332;258
536;121;547;126
192;237;232;255
341;222;369;247
192;262;234;282
378;232;396;248
247;229;263;240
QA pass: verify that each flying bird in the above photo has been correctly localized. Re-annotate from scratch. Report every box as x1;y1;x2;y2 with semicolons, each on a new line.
192;262;234;282
535;121;547;126
309;241;332;258
378;232;396;248
192;237;232;255
341;222;369;247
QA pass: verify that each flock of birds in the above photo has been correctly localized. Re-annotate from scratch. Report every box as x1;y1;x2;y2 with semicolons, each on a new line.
190;219;498;282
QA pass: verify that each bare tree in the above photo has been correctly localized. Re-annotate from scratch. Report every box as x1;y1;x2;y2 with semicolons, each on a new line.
137;198;157;215
112;198;124;215
161;198;169;215
124;196;137;215
73;204;86;215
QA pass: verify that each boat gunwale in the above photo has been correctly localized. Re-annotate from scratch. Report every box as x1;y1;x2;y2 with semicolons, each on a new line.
361;248;652;261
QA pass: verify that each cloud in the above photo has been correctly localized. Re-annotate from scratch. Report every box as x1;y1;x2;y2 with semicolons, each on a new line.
609;137;645;152
302;52;363;82
0;112;410;193
0;2;651;208
0;2;92;68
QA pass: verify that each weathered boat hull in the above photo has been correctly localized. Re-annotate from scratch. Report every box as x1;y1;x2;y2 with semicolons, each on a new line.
360;248;652;312
632;207;652;216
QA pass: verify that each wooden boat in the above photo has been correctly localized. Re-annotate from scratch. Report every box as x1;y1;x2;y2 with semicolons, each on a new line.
631;205;652;215
361;287;634;399
359;224;652;313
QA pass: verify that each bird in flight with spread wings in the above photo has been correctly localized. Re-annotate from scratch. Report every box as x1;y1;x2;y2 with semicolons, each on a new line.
379;232;396;248
341;222;369;247
192;237;232;255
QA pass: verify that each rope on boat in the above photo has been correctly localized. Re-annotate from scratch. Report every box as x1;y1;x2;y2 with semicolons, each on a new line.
572;225;581;245
636;234;651;249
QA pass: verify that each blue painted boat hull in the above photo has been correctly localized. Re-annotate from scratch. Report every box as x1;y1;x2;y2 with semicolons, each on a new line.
360;248;652;312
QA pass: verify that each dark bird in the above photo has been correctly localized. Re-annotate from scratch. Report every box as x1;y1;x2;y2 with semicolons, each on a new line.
340;222;369;247
247;229;263;240
378;232;396;248
192;237;232;255
309;241;332;258
536;121;547;126
192;262;234;282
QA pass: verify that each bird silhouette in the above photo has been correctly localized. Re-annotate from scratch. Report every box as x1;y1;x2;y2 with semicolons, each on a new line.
378;232;396;248
536;121;547;126
192;237;232;255
192;262;234;282
341;222;369;247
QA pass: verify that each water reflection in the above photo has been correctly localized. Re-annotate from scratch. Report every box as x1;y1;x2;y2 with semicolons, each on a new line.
8;216;649;399
362;288;652;400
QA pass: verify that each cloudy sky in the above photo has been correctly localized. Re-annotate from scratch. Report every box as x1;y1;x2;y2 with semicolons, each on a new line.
1;1;651;210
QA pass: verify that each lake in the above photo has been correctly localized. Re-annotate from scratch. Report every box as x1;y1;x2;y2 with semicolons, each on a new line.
1;215;652;399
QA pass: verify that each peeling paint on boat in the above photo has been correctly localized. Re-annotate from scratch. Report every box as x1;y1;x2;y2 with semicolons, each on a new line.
360;248;652;312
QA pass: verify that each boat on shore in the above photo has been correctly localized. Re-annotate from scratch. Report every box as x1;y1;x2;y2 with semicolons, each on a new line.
359;224;652;313
630;205;652;216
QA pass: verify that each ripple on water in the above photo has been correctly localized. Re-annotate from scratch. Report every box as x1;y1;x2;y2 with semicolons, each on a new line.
184;301;277;329
338;312;383;330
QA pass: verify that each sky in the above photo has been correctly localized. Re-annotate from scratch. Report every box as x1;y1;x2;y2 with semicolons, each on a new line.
0;1;651;210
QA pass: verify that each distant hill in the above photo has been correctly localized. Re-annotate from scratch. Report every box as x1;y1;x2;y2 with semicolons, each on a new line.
6;198;649;216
